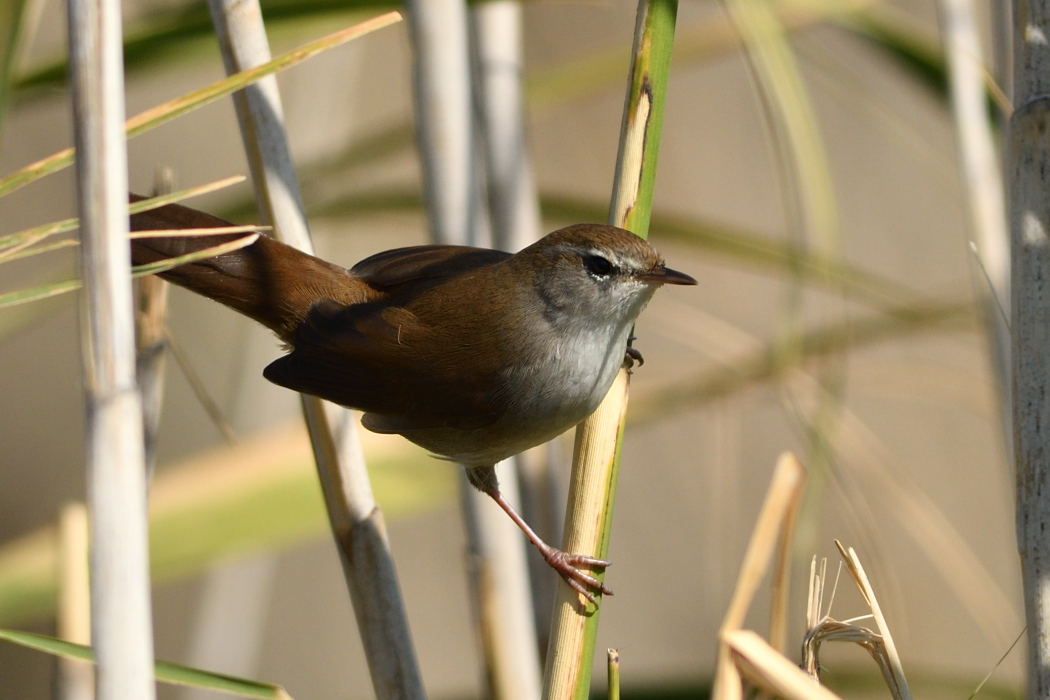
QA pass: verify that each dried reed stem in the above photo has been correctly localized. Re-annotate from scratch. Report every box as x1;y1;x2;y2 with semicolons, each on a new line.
56;503;93;700
404;0;474;245
405;0;543;694
207;2;424;696
1009;4;1050;699
468;2;545;696
712;454;806;700
67;0;155;695
938;0;1011;431
473;1;541;254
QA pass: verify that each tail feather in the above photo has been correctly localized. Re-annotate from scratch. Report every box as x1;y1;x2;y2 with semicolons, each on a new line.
129;197;362;341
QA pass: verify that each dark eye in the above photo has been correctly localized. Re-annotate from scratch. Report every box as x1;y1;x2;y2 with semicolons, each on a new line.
583;254;613;277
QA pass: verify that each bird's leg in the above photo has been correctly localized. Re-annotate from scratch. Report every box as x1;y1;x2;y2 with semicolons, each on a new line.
466;466;612;604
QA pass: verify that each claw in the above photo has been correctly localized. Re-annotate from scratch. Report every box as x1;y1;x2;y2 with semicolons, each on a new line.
623;346;644;370
544;548;613;604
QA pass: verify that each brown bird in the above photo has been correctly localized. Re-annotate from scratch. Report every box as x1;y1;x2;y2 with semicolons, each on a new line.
130;198;696;601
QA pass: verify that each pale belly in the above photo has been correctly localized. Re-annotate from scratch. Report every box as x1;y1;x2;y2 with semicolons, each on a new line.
399;322;632;466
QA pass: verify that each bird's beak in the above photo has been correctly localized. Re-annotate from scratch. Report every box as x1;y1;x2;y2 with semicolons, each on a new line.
638;265;697;286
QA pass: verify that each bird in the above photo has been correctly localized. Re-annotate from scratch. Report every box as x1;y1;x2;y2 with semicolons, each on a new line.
129;197;696;601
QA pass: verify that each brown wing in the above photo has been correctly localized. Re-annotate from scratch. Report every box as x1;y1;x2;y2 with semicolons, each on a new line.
263;297;504;431
350;245;510;289
265;243;514;429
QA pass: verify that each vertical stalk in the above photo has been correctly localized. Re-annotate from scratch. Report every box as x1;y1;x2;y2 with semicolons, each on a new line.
406;0;542;695
1010;3;1050;699
938;0;1011;438
207;3;424;697
542;2;677;697
469;2;545;697
404;0;475;245
56;503;93;700
473;0;541;254
67;0;156;696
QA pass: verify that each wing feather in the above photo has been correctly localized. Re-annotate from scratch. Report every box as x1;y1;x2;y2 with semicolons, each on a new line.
263;298;503;430
351;245;510;289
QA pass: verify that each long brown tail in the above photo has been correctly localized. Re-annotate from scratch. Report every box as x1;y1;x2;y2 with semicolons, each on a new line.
129;197;363;342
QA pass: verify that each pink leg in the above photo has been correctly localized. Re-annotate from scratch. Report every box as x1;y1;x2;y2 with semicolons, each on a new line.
485;487;613;604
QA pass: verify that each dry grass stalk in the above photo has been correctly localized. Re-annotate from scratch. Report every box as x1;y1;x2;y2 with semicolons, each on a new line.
937;0;1011;440
467;3;545;695
725;630;841;700
405;0;542;693
404;0;474;245
205;1;424;697
769;454;804;652
67;0;156;695
56;503;92;700
459;468;542;700
162;329;238;445
712;453;806;700
801;543;912;700
1008;6;1050;699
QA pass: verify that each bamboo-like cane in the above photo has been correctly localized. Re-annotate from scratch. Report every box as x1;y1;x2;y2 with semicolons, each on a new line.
1009;4;1050;700
712;454;806;700
206;3;424;697
468;2;546;696
404;0;475;246
67;0;156;697
404;0;543;695
56;503;93;700
542;4;677;697
938;0;1011;439
473;1;542;255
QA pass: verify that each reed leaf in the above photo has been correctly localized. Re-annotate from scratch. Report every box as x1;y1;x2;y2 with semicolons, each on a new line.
0;423;452;627
0;175;245;264
0;11;401;199
0;0;30;134
0;233;259;309
0;629;293;699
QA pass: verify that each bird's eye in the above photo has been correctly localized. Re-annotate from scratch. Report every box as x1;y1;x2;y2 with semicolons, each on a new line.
583;254;613;277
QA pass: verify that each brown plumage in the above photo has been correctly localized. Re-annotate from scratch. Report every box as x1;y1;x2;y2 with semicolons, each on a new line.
129;196;696;601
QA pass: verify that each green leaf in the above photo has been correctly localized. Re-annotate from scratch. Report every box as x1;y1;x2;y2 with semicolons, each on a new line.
0;232;259;309
0;11;402;199
14;0;398;96
0;629;293;699
0;0;30;135
0;424;454;626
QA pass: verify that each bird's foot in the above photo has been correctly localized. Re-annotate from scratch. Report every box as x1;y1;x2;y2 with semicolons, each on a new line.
482;482;613;604
542;547;613;604
623;346;644;370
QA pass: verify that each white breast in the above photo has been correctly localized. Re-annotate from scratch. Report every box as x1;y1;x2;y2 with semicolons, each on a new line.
502;318;632;434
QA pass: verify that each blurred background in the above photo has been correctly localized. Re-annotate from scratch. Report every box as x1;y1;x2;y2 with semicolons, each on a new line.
0;0;1022;698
